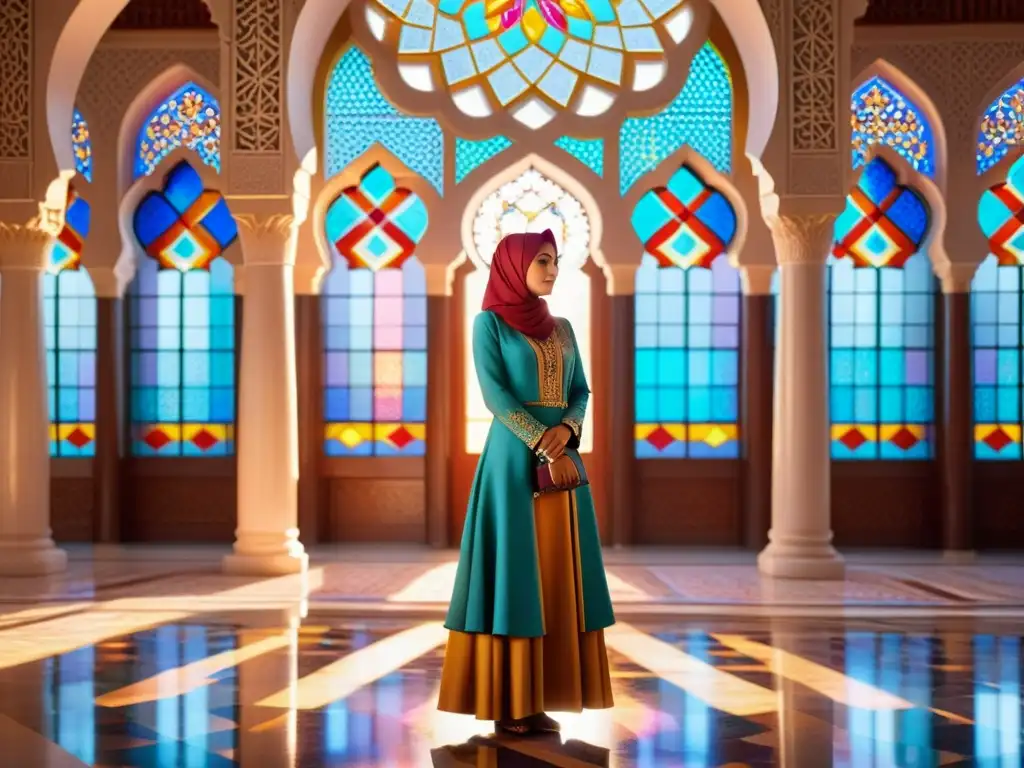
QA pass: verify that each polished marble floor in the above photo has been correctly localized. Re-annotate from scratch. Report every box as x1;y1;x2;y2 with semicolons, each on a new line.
0;609;1023;767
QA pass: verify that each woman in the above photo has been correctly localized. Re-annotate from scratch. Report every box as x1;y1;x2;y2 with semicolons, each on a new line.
438;228;615;736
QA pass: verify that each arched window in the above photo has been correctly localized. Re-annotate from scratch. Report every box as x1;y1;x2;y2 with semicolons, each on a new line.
632;164;740;458
850;75;935;177
134;81;221;179
72;108;93;182
46;184;97;457
465;167;593;453
324;47;443;192
619;42;732;194
129;161;238;456
973;154;1024;459
321;164;429;456
829;156;934;459
977;76;1024;175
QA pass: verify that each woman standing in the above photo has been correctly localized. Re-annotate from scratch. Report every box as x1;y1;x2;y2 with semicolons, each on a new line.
438;229;615;736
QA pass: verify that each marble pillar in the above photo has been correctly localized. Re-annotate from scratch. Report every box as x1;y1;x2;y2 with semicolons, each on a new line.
0;223;67;576
758;215;844;580
224;215;308;577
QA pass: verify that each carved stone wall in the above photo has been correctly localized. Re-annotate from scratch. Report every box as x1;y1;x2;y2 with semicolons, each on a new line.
791;0;839;153
232;0;284;153
0;0;30;161
851;38;1024;145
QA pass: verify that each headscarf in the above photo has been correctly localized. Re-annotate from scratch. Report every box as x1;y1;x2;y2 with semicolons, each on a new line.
481;229;558;340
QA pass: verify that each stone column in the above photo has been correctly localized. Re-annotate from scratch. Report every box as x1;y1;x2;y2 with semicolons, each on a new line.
758;215;844;580
0;223;68;576
224;214;308;576
424;263;451;548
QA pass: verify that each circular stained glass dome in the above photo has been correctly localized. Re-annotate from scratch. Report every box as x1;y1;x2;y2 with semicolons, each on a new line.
363;0;698;129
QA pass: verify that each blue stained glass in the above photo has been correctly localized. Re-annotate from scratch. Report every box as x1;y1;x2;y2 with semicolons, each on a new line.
972;254;1024;459
634;253;741;458
129;257;236;457
619;43;732;194
850;76;935;178
977;76;1024;175
71;108;93;183
828;250;935;460
133;82;221;179
455;136;512;183
325;47;444;193
322;255;428;457
554;136;604;176
44;267;97;458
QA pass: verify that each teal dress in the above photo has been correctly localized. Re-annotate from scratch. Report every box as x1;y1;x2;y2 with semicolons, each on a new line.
444;310;616;638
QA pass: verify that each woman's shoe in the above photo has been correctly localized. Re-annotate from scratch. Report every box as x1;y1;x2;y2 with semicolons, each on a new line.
527;712;561;733
494;718;532;736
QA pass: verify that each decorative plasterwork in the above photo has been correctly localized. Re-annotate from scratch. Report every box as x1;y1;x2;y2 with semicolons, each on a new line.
791;0;838;153
233;0;284;152
0;0;31;160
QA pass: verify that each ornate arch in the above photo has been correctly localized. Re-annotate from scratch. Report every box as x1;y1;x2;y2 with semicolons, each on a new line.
976;63;1024;176
46;0;228;175
116;65;223;196
849;61;947;189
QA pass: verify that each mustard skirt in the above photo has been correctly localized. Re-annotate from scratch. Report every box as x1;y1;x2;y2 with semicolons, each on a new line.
437;490;614;721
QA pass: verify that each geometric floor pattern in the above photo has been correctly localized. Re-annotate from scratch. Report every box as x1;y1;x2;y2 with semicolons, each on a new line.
0;613;1020;767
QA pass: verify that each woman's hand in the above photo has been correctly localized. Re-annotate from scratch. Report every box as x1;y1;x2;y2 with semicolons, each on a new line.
549;455;581;488
536;424;572;462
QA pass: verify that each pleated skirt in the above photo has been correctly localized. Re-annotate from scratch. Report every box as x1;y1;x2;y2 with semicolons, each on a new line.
437;489;614;721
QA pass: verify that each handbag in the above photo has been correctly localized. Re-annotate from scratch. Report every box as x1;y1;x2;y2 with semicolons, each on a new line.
534;451;589;498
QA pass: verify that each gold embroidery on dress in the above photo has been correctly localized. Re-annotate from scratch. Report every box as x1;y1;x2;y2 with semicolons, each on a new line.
503;409;547;447
562;416;583;439
524;324;565;405
525;400;568;408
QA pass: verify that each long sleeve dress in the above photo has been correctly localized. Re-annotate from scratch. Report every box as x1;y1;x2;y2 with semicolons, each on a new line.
438;310;615;721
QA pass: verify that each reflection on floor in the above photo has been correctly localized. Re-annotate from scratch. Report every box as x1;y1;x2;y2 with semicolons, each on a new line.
0;611;1020;767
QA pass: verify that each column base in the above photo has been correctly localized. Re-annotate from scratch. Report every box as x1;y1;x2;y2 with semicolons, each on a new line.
757;540;845;580
0;539;68;576
223;540;308;577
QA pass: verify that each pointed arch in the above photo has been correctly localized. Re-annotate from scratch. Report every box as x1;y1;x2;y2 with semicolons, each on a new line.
116;65;222;194
458;157;601;454
849;61;946;184
977;67;1024;175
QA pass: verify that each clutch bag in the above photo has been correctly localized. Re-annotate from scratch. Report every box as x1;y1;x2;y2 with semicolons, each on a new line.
534;451;589;498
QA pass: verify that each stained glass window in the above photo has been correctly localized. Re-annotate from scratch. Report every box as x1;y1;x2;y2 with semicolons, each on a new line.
46;185;97;457
455;136;512;183
632;164;740;458
71;108;93;183
133;82;221;179
325;47;444;192
365;0;696;127
322;164;429;456
619;42;731;194
973;155;1024;459
129;161;238;456
829;156;934;459
850;76;935;178
554;136;604;176
977;76;1024;175
466;167;593;453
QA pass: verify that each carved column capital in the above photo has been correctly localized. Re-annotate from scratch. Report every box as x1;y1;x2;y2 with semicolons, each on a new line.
937;262;978;294
234;213;296;266
0;221;53;270
767;214;835;266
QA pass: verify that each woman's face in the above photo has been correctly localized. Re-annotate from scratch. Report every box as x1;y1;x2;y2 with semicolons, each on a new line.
525;243;559;297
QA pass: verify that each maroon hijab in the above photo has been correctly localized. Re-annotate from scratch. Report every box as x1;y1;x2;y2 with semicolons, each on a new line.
481;229;558;340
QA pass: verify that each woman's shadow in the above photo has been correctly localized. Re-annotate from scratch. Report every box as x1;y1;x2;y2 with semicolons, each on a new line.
431;733;610;767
